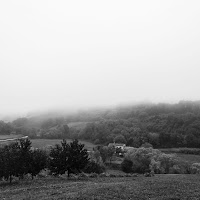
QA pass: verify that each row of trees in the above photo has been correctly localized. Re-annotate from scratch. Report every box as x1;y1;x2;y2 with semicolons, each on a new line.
76;111;200;148
0;139;47;182
0;139;90;183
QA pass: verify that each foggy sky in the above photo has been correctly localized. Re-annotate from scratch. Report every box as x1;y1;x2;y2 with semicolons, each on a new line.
0;0;200;115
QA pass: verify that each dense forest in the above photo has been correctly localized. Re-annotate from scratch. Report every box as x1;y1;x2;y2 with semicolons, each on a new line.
1;100;200;148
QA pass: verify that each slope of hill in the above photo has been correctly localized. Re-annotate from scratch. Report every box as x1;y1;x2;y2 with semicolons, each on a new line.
1;101;200;148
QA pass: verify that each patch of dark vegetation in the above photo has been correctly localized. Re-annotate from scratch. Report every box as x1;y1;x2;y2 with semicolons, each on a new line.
0;138;91;183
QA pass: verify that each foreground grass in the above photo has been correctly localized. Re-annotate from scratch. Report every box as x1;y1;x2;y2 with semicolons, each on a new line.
1;175;200;200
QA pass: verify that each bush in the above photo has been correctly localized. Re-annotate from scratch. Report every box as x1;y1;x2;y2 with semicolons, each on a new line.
125;147;159;173
155;153;177;174
121;159;133;173
83;161;105;174
141;142;153;148
123;147;191;174
190;163;200;174
168;164;189;174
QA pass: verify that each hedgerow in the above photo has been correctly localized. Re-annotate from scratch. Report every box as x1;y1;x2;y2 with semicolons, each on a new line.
0;139;47;183
122;147;194;174
0;138;91;183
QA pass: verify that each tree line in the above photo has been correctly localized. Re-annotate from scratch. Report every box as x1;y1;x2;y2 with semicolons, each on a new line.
78;112;200;148
74;101;200;148
0;139;90;183
0;139;47;183
1;101;200;148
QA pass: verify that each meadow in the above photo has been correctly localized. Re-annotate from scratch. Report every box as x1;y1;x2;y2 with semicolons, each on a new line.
1;136;200;199
2;135;200;163
1;174;200;199
159;148;200;164
0;135;95;151
0;134;23;140
30;139;95;151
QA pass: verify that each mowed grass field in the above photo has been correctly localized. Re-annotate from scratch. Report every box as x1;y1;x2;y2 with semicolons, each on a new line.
30;139;95;151
160;148;200;164
1;174;200;200
175;153;200;164
0;135;95;151
0;134;23;140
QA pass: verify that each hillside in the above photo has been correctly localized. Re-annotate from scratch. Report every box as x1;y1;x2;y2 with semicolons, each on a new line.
0;101;200;148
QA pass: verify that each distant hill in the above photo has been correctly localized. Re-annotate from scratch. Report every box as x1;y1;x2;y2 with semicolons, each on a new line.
0;101;200;148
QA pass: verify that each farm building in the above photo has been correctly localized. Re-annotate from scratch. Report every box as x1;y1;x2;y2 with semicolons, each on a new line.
108;143;126;151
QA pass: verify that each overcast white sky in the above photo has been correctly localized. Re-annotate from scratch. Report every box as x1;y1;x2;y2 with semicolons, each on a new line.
0;0;200;115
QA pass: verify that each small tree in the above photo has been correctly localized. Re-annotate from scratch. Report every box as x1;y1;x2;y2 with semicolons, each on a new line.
89;149;103;165
29;149;47;179
0;147;5;180
17;138;32;179
48;139;89;177
99;146;109;163
99;145;115;164
67;139;89;176
48;143;68;176
3;142;20;183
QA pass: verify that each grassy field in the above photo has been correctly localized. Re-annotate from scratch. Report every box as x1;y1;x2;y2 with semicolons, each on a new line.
1;174;200;199
174;153;200;164
0;135;95;151
0;134;23;140
160;148;200;153
159;148;200;164
30;139;95;151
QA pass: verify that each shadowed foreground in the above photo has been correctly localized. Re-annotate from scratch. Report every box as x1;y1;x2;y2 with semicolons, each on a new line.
1;175;200;200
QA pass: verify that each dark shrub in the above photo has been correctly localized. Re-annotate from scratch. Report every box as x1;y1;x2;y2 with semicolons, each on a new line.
121;159;133;173
109;163;121;170
83;161;105;174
